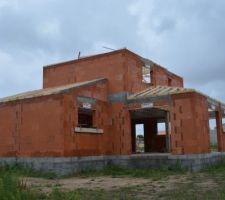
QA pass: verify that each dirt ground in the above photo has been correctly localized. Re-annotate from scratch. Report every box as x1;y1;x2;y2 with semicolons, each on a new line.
23;174;209;192
21;173;223;199
23;176;150;193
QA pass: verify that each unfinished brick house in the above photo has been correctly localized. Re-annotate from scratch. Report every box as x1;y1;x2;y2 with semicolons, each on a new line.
1;48;225;157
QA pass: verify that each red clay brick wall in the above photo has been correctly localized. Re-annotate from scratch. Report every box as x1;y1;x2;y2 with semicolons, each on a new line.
144;119;166;152
107;103;131;155
43;50;184;93
170;92;210;154
0;104;17;156
43;52;127;93
0;95;64;156
0;80;133;157
152;64;183;87
62;92;104;156
62;82;112;156
61;82;132;156
125;53;151;93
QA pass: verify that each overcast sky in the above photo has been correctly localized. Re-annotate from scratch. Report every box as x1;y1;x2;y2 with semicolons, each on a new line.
0;0;225;102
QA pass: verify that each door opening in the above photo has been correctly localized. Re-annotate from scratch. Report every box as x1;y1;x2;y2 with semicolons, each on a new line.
135;124;144;153
130;108;170;154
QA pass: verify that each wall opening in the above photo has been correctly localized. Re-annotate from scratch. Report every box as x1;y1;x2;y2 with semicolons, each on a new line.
78;108;94;128
222;115;225;132
157;122;166;135
208;110;219;152
168;78;172;86
130;108;169;154
142;65;151;83
135;124;145;153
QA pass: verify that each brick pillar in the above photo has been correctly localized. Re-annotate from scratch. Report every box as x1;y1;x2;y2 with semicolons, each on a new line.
171;92;210;155
216;105;224;151
144;119;157;152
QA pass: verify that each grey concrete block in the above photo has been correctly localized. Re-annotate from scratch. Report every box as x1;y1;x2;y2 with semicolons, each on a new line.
0;152;225;175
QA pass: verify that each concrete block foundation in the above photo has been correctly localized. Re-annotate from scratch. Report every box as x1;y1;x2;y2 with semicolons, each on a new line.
0;152;225;175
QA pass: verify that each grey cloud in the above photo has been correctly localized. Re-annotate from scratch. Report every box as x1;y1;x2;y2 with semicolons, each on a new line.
0;0;225;103
154;18;177;34
0;0;138;57
128;0;225;101
0;0;137;97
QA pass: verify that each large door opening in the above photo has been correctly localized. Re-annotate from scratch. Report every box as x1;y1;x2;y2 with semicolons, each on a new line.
130;108;170;154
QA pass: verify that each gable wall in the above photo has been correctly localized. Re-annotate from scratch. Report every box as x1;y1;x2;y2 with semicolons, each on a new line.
0;95;64;156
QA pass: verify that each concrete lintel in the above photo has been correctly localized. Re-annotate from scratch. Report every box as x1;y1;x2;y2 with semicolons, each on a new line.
77;96;97;104
108;92;131;103
74;127;103;133
126;95;172;104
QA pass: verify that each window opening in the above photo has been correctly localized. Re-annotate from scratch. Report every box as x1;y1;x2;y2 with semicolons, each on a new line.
142;65;151;83
222;115;225;132
168;78;172;86
157;122;166;135
78;108;94;128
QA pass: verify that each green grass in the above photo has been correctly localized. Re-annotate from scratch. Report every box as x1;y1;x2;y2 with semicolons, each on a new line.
157;159;225;199
210;144;218;151
68;164;186;179
201;158;225;174
0;164;186;200
1;161;225;200
46;188;140;200
0;164;57;200
0;170;43;200
158;171;225;200
0;163;186;179
0;164;56;179
159;184;225;200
